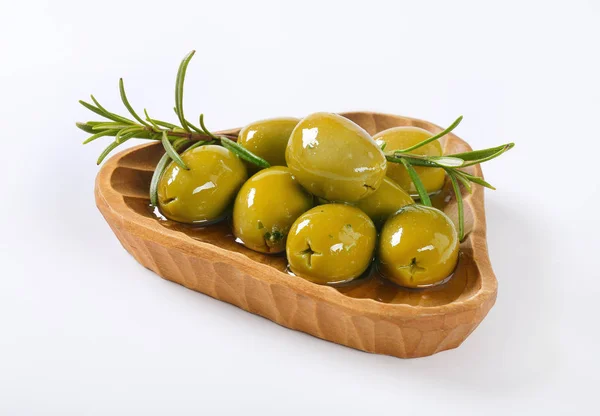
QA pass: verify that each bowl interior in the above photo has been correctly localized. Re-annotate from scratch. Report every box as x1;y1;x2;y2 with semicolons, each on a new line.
110;113;483;307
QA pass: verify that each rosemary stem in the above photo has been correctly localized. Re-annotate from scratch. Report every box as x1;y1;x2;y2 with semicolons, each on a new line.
138;125;237;142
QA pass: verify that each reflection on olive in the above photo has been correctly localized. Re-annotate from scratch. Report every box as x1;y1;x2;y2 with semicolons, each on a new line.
232;167;314;253
157;145;247;224
374;126;446;196
286;204;376;284
354;176;414;229
286;112;387;202
378;205;459;288
237;117;299;170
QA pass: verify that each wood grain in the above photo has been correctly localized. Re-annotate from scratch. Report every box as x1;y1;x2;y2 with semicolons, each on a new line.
94;112;497;358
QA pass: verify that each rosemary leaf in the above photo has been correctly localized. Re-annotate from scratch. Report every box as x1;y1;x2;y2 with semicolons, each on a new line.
151;118;179;129
161;131;188;170
400;158;431;206
83;129;120;144
90;95;135;125
427;156;464;167
92;123;131;131
199;114;219;139
187;122;204;134
170;107;205;134
453;171;473;194
390;155;440;168
174;50;196;132
172;137;189;149
76;122;96;134
119;78;150;127
116;128;143;144
459;143;515;167
395;115;463;153
391;154;462;168
461;172;496;190
132;131;157;140
143;109;162;131
97;141;121;165
149;151;180;207
185;116;204;135
447;171;465;241
80;100;123;122
114;128;127;144
220;136;270;168
449;143;514;162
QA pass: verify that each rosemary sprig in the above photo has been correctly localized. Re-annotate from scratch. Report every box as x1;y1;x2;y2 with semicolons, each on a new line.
77;50;268;170
384;117;514;239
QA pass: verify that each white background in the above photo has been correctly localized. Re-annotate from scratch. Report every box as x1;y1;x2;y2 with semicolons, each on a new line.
1;0;598;414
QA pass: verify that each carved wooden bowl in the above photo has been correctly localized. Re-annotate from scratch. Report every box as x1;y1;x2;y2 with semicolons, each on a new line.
95;112;497;358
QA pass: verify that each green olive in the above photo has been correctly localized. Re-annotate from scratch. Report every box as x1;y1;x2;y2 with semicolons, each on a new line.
354;176;414;229
285;112;387;202
232;167;314;253
378;205;459;288
157;145;247;224
373;126;446;195
286;204;376;284
238;118;300;169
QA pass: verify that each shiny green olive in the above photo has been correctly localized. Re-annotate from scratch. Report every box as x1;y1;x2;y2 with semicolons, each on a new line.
378;205;459;288
238;118;300;169
286;204;376;284
373;126;446;196
354;177;414;229
157;145;247;224
285;112;387;202
232;167;314;253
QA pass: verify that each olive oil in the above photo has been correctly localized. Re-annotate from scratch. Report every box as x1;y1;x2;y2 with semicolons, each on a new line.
144;201;473;307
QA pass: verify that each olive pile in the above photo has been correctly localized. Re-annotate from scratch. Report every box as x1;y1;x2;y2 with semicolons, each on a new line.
156;112;459;288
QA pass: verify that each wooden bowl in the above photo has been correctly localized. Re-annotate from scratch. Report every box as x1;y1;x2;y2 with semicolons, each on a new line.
95;112;497;358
